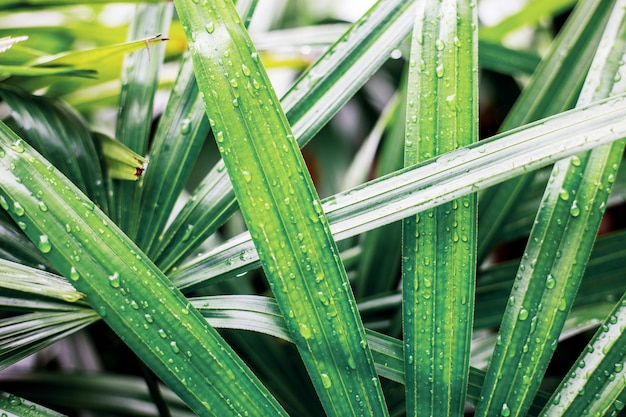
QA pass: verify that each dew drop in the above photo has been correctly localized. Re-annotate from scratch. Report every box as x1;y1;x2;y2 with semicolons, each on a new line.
13;201;24;216
545;274;556;289
241;64;251;76
69;266;80;281
559;190;569;201
435;39;445;50
38;235;52;253
570;155;582;166
170;341;180;353
436;64;445;77
445;94;457;110
182;224;194;242
242;170;252;182
205;22;215;33
98;306;108;317
180;118;192;134
500;403;510;417
158;328;167;339
108;272;120;288
570;201;580;217
145;313;154;323
38;201;48;212
0;196;8;210
518;308;529;321
315;270;325;282
299;323;312;339
11;139;24;153
321;373;332;389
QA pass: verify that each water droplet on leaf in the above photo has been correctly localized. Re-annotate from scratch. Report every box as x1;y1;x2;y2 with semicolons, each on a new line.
38;235;52;253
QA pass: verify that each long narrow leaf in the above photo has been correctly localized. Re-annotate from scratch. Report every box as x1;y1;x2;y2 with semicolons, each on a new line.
0;391;65;417
190;294;553;415
152;0;417;271
0;122;287;416
113;3;171;235
135;0;257;254
538;292;626;416
174;0;389;415
0;87;109;212
171;94;626;291
403;1;477;415
134;52;209;253
477;0;615;262
476;2;626;416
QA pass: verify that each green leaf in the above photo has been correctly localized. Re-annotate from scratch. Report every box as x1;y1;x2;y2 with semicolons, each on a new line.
0;87;109;211
478;41;540;76
0;258;83;303
477;0;615;262
175;0;389;415
0;310;96;371
1;1;162;11
538;293;626;416
134;0;257;255
0;391;65;417
0;211;53;270
4;35;168;93
151;0;417;272
475;1;626;416
476;230;626;330
402;1;477;415
94;132;147;182
28;34;167;68
190;293;554;415
112;4;171;235
0;65;95;79
0;122;287;416
133;52;209;252
171;93;626;291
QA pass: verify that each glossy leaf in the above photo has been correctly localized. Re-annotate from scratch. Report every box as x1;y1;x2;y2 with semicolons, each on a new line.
0;392;65;417
171;94;626;291
402;1;478;415
112;3;171;234
174;0;388;414
478;0;615;262
0;122;287;416
476;1;626;415
152;0;417;271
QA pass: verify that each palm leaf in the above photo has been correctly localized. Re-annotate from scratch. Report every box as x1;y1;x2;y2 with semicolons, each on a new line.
174;0;388;414
475;1;626;415
0;122;287;416
402;1;477;415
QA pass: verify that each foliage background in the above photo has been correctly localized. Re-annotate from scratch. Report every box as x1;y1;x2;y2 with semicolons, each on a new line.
0;0;625;416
